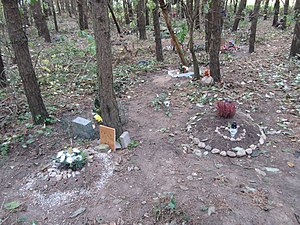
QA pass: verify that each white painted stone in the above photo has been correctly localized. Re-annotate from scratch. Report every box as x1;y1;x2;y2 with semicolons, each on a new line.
198;142;206;149
220;151;227;156
245;148;253;155
227;151;236;157
236;149;246;157
211;148;220;154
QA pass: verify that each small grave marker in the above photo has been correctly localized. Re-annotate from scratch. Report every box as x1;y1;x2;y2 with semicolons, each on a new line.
100;125;116;151
120;131;131;148
72;117;94;139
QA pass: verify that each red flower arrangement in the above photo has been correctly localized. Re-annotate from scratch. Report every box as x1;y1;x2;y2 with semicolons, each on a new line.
216;100;236;118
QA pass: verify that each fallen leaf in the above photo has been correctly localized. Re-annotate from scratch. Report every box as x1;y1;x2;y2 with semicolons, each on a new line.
4;201;21;210
287;162;295;168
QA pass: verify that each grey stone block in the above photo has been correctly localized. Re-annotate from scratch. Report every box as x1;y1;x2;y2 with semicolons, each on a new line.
120;131;131;148
116;141;122;150
72;117;94;139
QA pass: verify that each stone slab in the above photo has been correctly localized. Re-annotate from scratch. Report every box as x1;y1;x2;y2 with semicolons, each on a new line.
72;117;94;139
120;131;131;148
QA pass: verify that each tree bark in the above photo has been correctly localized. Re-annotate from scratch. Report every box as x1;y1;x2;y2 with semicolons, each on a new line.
249;0;261;53
209;0;223;83
30;0;51;42
137;0;147;39
2;0;49;124
70;0;77;15
282;0;289;29
0;47;6;88
153;0;164;61
185;0;200;79
272;0;280;26
204;0;212;53
290;0;300;57
123;0;131;24
77;0;88;30
145;0;150;25
158;0;188;65
90;0;123;137
263;0;269;20
51;0;59;32
232;0;247;31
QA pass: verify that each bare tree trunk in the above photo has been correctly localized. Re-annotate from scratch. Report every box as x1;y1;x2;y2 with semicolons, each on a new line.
0;47;6;88
232;0;247;31
272;0;280;26
56;0;61;15
204;0;212;52
249;0;261;53
158;0;188;65
185;0;200;79
108;3;121;34
234;0;238;13
90;0;123;137
153;0;164;61
123;0;130;24
145;0;150;25
290;0;300;57
209;0;224;83
30;0;51;42
2;0;49;124
137;0;147;39
282;0;289;29
263;0;269;20
77;0;88;30
51;0;59;32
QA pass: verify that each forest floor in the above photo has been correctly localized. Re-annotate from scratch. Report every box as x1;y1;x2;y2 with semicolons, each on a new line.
0;15;300;225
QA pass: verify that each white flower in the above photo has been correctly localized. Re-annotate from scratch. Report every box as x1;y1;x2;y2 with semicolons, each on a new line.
66;156;74;164
56;151;64;158
59;154;66;163
73;148;80;153
66;152;73;158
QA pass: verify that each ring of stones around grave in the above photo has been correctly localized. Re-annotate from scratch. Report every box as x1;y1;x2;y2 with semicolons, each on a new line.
185;114;267;158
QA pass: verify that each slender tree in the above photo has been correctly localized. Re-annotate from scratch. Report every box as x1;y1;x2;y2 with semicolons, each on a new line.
137;0;147;39
153;0;164;61
184;0;200;79
249;0;261;53
209;0;224;83
232;0;247;31
127;0;134;20
204;0;212;52
65;0;72;17
263;0;269;20
158;0;188;65
30;0;51;42
0;47;6;88
145;0;150;25
50;0;59;32
282;0;289;29
272;0;280;26
56;0;61;15
290;0;300;57
2;0;49;124
90;0;123;137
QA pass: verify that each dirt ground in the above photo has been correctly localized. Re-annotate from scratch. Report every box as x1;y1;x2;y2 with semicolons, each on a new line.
0;16;300;225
